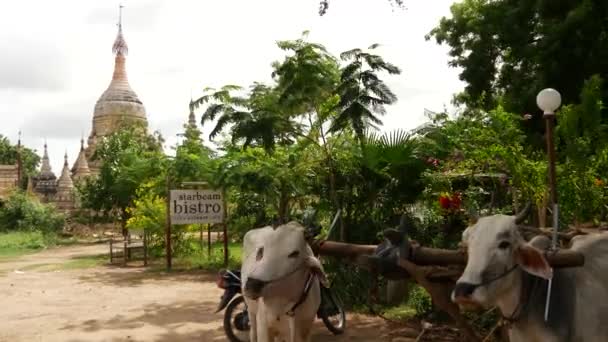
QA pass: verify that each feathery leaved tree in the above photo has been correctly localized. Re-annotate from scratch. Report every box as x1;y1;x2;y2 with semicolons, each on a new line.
331;44;401;141
191;84;298;152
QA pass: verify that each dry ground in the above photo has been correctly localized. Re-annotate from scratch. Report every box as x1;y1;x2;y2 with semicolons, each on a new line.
0;244;407;342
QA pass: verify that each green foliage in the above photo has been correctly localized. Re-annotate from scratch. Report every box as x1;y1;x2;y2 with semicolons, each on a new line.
555;76;608;224
420;107;547;211
0;135;41;188
0;231;49;254
406;285;434;318
428;0;608;148
126;186;165;236
172;122;215;184
174;242;242;271
215;145;316;225
428;0;607;110
78;123;166;227
331;45;401;139
0;191;65;234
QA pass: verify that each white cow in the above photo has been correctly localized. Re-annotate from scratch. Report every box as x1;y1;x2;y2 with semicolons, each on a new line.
241;222;327;342
453;211;608;342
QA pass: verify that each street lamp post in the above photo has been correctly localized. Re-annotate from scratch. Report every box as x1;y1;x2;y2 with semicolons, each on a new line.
536;88;562;242
536;88;562;322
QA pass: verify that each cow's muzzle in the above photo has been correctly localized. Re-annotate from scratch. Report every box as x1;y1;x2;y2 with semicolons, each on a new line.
244;277;267;298
452;282;477;303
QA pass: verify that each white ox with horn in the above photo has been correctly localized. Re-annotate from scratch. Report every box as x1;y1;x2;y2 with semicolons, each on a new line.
453;206;608;342
241;222;327;342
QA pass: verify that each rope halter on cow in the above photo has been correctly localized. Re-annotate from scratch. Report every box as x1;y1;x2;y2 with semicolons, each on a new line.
285;272;316;317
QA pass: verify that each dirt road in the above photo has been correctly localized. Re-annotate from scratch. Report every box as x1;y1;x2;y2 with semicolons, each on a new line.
0;244;399;342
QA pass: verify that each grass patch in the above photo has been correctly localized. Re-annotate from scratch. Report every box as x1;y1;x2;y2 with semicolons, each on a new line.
147;241;242;272
60;254;107;270
382;304;417;320
0;231;49;260
15;254;107;272
175;241;242;271
0;231;84;262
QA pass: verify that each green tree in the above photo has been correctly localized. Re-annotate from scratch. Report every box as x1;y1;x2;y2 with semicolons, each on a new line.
0;135;41;188
213;145;315;225
78;124;166;233
556;75;608;224
428;0;608;122
172;118;215;184
191;84;299;152
331;44;401;140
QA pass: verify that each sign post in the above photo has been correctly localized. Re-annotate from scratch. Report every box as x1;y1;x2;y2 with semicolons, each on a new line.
165;174;172;270
207;224;211;258
168;187;226;267
222;189;228;267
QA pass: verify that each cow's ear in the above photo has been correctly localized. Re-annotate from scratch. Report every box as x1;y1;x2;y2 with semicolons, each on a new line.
515;244;553;280
306;256;328;287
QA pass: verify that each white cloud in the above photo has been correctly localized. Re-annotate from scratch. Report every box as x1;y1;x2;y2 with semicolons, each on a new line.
0;0;462;173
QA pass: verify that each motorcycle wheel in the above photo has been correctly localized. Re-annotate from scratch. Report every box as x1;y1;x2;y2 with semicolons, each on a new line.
223;295;250;342
319;287;346;335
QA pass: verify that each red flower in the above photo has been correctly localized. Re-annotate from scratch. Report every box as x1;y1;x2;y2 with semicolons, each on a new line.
439;195;451;209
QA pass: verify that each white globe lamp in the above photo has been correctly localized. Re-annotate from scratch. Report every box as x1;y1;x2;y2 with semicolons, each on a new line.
536;88;562;115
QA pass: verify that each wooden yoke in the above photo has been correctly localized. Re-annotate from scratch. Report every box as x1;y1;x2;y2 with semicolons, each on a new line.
311;240;584;269
310;221;586;342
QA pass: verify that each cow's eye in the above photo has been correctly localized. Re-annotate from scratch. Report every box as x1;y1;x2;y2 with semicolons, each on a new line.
288;250;300;258
498;241;511;250
256;247;264;261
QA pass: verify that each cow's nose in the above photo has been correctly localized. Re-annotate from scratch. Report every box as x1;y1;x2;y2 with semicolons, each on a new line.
453;282;477;299
245;277;266;294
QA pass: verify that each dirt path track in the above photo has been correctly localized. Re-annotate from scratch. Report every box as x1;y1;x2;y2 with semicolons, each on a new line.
0;244;398;342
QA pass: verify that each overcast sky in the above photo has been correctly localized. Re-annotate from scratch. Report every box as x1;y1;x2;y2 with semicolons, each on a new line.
0;0;463;173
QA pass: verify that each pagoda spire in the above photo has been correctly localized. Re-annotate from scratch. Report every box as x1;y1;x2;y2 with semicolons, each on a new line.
188;99;197;128
40;140;53;176
111;4;128;82
72;137;91;181
57;151;74;191
113;4;128;56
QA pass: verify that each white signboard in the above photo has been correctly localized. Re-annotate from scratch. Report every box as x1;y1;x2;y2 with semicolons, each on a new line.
170;189;224;224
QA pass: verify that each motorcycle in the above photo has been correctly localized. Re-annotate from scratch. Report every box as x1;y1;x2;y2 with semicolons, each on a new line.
215;211;346;342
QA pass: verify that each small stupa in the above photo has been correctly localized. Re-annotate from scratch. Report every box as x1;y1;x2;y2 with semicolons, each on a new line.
54;152;75;212
33;142;57;201
71;138;91;182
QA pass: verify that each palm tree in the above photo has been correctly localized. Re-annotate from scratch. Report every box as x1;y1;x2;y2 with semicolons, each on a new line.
330;44;401;141
190;84;299;152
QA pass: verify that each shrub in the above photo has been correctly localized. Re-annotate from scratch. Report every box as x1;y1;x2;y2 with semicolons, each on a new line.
126;188;195;257
0;191;65;234
406;285;434;318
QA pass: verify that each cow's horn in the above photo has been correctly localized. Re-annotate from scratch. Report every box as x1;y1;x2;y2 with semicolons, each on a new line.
514;202;532;224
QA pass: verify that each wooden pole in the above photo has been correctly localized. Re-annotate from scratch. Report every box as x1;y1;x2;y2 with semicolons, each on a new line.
165;174;172;270
312;240;585;268
222;189;229;267
544;111;559;243
207;224;211;258
200;224;204;253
